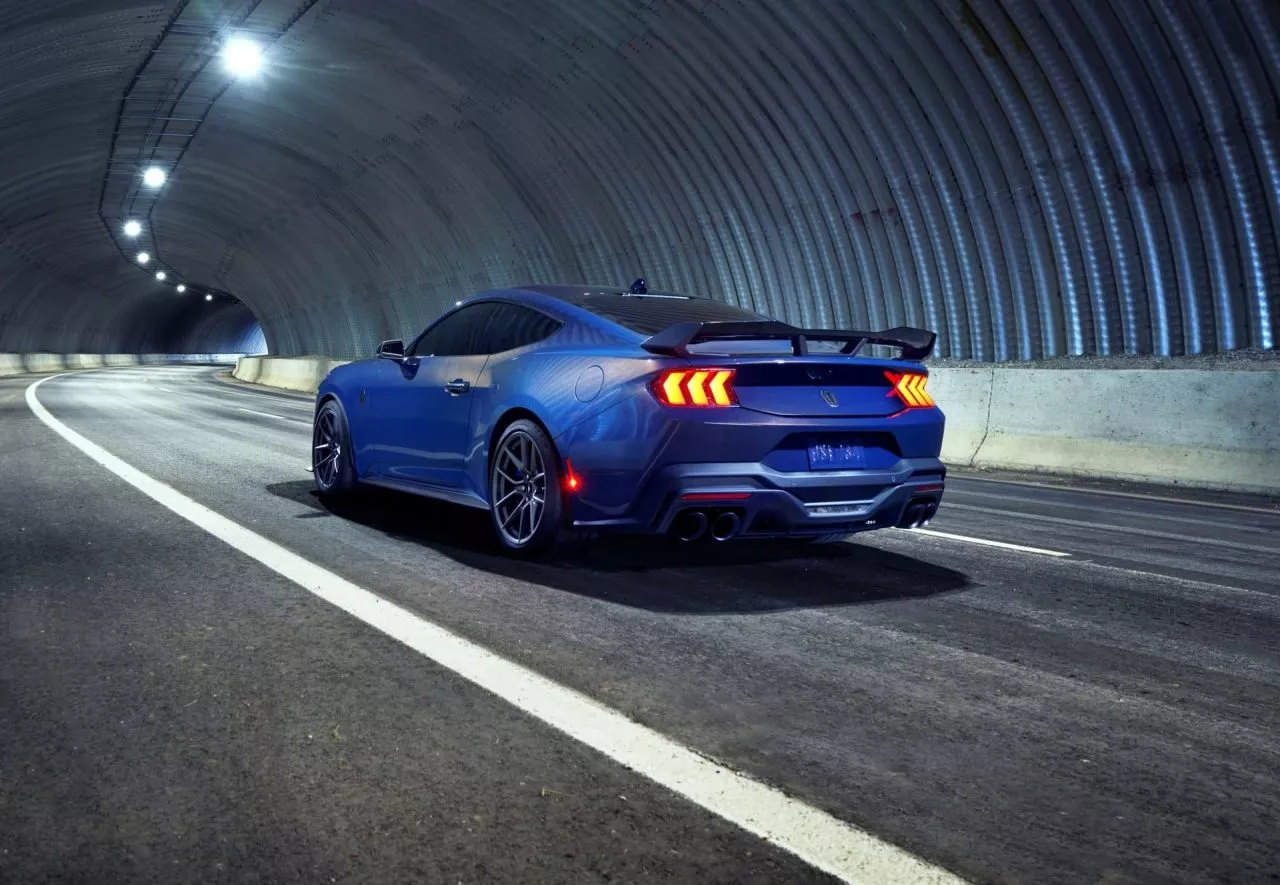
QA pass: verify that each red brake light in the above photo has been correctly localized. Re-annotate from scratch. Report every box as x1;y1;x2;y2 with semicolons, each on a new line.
885;371;934;409
653;368;737;407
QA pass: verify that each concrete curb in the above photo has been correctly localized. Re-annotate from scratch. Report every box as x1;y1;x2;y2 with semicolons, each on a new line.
233;355;1280;495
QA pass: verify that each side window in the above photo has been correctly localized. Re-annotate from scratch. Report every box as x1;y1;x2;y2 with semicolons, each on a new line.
409;304;499;357
479;304;563;355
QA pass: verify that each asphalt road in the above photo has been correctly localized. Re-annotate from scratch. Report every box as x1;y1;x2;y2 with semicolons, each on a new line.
2;365;1278;885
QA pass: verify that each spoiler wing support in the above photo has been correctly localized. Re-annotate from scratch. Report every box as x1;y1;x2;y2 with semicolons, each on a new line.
640;321;936;361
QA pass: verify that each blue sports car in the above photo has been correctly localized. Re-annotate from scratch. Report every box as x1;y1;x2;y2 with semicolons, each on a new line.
311;281;946;556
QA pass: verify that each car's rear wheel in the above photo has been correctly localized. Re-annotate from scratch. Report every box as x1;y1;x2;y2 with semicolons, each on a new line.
489;418;583;556
313;399;357;497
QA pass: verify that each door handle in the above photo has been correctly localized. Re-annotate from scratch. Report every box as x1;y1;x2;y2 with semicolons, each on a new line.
444;379;471;395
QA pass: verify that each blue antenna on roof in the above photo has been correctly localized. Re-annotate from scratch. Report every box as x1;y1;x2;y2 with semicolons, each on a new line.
629;277;648;294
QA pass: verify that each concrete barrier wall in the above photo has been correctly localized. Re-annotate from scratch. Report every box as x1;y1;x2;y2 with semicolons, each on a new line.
0;353;239;376
231;355;1279;494
932;364;1280;495
233;355;351;393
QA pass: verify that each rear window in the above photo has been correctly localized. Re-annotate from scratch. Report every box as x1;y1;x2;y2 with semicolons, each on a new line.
575;292;770;335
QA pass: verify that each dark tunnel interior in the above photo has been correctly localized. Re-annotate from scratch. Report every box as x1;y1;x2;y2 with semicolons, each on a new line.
0;0;1276;360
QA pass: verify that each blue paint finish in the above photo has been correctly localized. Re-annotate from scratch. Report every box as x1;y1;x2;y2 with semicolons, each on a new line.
316;285;947;539
574;365;605;403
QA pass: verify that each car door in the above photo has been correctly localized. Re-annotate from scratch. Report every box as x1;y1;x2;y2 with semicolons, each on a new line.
378;302;502;489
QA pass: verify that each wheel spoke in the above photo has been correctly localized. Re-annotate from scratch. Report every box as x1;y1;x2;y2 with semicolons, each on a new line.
495;488;522;507
496;466;519;484
502;447;523;477
502;499;528;529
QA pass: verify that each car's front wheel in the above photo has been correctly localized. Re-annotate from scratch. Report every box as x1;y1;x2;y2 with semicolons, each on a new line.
313;399;358;497
488;418;581;556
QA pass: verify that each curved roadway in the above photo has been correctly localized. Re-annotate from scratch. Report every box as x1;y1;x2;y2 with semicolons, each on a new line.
1;366;1277;884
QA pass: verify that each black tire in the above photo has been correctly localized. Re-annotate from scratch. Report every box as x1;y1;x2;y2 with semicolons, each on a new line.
312;399;358;497
488;418;587;557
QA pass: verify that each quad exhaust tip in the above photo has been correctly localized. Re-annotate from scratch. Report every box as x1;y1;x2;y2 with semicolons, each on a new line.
710;511;742;541
899;499;939;529
673;510;709;542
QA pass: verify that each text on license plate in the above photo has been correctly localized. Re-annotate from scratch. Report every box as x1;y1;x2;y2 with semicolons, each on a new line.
808;441;867;470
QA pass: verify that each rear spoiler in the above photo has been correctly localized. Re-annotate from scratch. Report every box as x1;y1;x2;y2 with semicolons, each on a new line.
640;321;936;361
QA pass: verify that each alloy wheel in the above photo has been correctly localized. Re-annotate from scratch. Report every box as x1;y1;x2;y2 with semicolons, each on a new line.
313;407;342;489
492;430;547;547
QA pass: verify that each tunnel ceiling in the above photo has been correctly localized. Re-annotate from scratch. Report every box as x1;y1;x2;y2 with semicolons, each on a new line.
0;0;1277;361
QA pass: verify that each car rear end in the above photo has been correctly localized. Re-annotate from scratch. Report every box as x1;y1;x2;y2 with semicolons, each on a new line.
631;352;945;541
549;295;947;542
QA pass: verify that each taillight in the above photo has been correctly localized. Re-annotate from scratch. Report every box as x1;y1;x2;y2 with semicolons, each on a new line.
885;371;934;409
652;368;738;407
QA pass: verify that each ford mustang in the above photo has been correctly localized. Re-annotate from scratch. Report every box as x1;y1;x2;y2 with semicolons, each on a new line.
311;281;946;556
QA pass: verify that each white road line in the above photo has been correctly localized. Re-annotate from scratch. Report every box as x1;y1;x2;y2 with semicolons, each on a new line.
25;373;963;885
901;527;1071;558
236;407;311;426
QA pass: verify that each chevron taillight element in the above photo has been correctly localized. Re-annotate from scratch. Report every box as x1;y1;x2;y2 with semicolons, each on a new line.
885;371;935;409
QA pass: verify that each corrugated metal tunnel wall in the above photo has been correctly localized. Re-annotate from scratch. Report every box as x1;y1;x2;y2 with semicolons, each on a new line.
1;0;1277;361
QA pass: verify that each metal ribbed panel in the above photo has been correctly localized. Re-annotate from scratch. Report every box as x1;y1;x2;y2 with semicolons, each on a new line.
0;0;1276;360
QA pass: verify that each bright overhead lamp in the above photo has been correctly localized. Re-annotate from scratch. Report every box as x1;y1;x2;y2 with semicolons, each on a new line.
123;220;142;238
143;167;167;188
205;294;213;301
176;284;186;293
137;252;151;265
223;36;264;77
156;271;167;281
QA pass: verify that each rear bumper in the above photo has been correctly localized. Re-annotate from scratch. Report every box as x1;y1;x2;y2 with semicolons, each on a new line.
571;457;946;538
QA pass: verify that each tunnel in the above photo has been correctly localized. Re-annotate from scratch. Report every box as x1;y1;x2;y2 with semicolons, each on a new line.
1;3;1278;885
1;0;1276;361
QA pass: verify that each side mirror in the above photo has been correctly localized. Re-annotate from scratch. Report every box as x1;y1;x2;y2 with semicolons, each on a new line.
377;339;405;360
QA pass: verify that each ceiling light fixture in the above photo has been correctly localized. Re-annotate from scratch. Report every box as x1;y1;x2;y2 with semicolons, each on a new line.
176;284;186;293
205;294;213;301
223;36;264;77
137;252;151;265
156;271;167;281
143;167;167;188
124;220;142;237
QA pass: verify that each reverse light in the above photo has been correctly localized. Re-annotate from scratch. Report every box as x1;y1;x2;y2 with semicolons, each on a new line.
885;371;934;409
653;368;737;407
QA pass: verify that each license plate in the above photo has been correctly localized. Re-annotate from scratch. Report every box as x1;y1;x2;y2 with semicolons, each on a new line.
808;440;867;470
